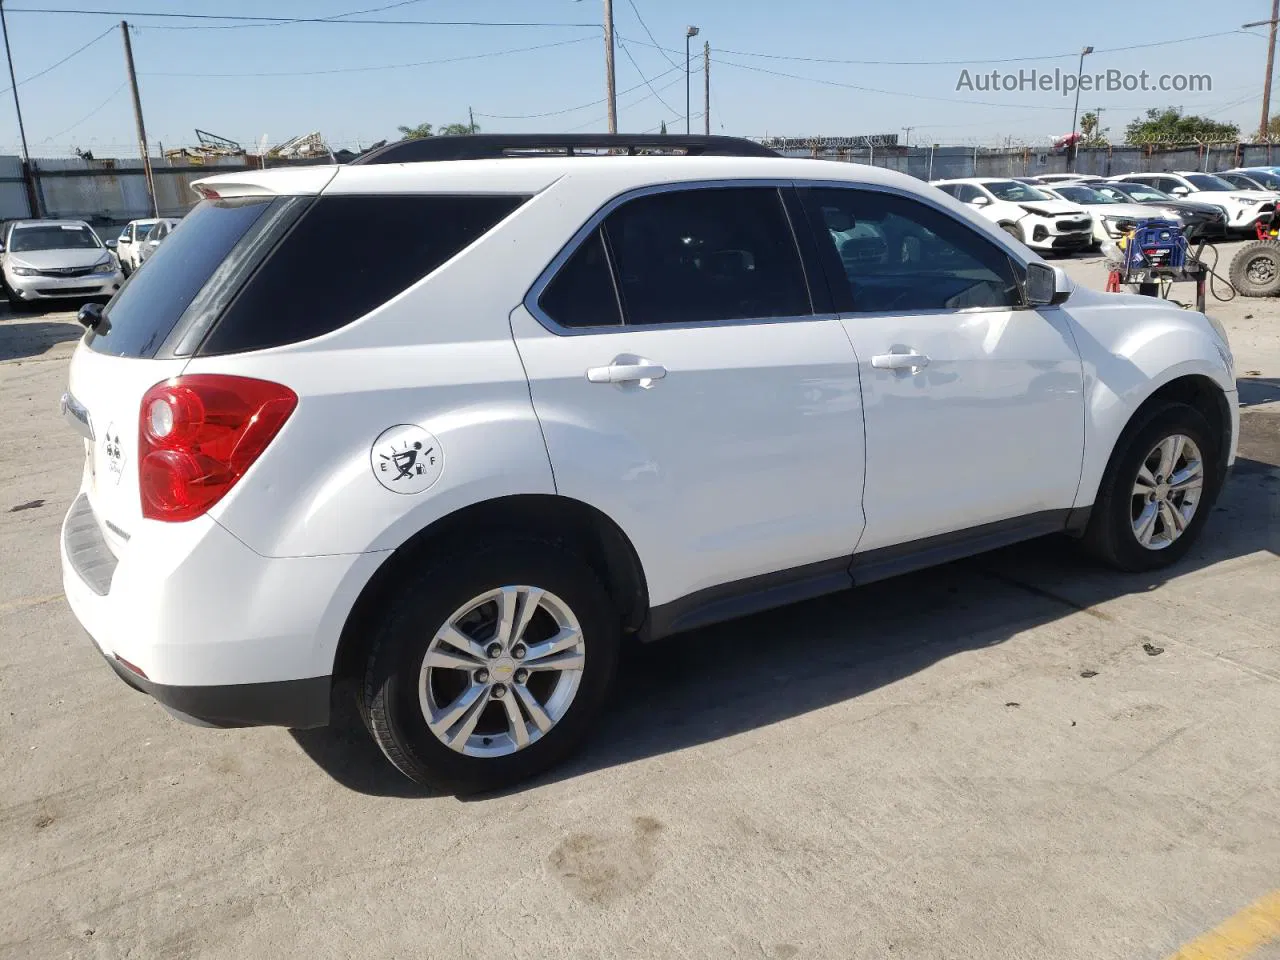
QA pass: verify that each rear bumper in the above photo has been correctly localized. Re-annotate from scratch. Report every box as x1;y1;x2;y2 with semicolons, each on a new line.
61;491;388;729
98;640;331;728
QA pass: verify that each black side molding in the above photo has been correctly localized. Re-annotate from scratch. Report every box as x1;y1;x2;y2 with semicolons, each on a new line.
99;644;330;729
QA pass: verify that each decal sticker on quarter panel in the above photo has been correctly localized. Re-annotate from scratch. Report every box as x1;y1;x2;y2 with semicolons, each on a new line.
371;424;443;494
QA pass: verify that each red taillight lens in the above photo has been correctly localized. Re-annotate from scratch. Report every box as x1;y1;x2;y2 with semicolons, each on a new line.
138;375;297;522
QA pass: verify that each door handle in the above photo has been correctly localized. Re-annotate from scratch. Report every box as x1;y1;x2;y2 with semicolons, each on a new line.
586;361;668;384
871;352;931;371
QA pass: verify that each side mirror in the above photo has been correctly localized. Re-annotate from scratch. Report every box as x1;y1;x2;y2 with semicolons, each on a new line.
970;196;990;206
104;239;118;250
1025;262;1072;306
1170;186;1189;196
76;302;105;331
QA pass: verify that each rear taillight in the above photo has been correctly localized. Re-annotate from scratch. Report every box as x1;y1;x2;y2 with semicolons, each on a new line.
138;375;297;522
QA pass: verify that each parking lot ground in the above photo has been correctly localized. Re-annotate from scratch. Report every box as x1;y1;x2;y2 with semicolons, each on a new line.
1;249;1278;960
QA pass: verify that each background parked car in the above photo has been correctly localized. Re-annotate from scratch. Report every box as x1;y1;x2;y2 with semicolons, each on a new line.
0;218;125;311
137;218;180;268
113;218;160;275
1036;183;1173;248
1109;172;1276;235
1084;180;1229;240
1219;168;1280;193
931;177;1093;253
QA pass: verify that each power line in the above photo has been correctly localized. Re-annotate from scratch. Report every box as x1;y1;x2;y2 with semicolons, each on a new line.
618;28;1252;66
617;37;678;115
564;71;686;131
0;7;601;29
623;0;681;71
140;36;594;78
43;80;127;140
0;23;113;94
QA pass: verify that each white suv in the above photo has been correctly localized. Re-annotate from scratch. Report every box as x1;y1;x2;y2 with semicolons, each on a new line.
930;178;1093;253
1110;172;1277;235
60;135;1239;792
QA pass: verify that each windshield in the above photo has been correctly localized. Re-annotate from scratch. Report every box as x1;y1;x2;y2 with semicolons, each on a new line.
985;180;1051;202
1054;185;1115;204
134;223;155;240
9;224;102;252
1185;174;1236;192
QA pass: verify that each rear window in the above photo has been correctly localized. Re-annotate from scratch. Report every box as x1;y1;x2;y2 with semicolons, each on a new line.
89;198;279;357
199;194;526;355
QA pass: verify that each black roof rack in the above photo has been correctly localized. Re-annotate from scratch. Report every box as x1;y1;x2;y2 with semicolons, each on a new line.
350;133;778;165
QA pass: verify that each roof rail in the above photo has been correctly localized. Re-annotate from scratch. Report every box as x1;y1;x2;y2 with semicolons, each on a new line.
350;133;779;165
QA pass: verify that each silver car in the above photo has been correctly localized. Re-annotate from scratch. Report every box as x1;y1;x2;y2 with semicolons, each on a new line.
1;219;125;311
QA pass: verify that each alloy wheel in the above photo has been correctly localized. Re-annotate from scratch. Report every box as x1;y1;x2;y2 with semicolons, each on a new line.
1130;434;1204;551
419;585;585;758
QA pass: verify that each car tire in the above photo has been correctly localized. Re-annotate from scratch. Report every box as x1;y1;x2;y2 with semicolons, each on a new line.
359;538;620;793
1227;240;1280;297
1081;402;1221;572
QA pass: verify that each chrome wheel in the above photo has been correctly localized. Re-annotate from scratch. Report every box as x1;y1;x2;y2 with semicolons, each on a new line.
1130;434;1204;551
419;586;585;758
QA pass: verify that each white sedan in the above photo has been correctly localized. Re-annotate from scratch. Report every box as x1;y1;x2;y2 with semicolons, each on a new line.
931;178;1093;253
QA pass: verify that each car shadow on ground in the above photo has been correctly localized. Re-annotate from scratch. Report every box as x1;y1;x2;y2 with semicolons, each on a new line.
0;311;83;362
1239;376;1280;409
291;453;1278;800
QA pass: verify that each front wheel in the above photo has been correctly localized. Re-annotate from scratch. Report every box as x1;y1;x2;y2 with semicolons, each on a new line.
360;539;620;793
1082;403;1220;572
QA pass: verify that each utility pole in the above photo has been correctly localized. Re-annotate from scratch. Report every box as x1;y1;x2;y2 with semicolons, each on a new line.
703;40;710;135
1068;45;1094;172
685;25;699;135
1245;2;1280;140
603;0;617;134
121;22;158;216
0;0;37;215
901;126;913;147
468;105;475;134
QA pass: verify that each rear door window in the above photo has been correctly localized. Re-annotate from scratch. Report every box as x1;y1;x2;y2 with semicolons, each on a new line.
199;194;526;355
599;186;812;326
537;227;622;328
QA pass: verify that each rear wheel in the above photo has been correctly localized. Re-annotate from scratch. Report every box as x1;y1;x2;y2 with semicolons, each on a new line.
1082;403;1220;572
360;538;620;793
1228;240;1280;297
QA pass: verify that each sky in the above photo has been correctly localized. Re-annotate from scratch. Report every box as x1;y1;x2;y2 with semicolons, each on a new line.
0;0;1268;158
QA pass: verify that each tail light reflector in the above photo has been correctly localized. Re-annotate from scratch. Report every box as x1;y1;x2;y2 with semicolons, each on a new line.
139;375;296;522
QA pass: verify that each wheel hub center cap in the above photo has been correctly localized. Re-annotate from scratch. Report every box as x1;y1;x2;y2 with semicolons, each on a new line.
490;659;516;682
1155;482;1171;500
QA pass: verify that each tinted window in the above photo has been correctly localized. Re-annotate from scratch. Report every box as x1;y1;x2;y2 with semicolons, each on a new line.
538;227;621;327
799;187;1022;313
89;197;278;358
1185;174;1234;191
200;194;525;354
600;187;811;326
934;184;960;198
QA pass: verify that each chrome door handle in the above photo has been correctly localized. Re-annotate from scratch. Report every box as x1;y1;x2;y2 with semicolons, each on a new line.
586;361;668;384
871;352;930;371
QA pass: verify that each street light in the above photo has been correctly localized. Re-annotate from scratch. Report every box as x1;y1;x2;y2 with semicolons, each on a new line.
686;25;700;134
1068;45;1094;172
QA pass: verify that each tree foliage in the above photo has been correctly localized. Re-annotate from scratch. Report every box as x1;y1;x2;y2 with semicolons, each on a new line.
1268;114;1280;139
396;120;480;140
1079;111;1108;147
1124;107;1239;145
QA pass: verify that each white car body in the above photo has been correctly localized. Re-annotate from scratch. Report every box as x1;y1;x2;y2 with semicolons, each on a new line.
1110;172;1278;233
113;218;160;273
57;140;1239;787
1037;185;1182;243
1;219;125;306
930;177;1093;252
